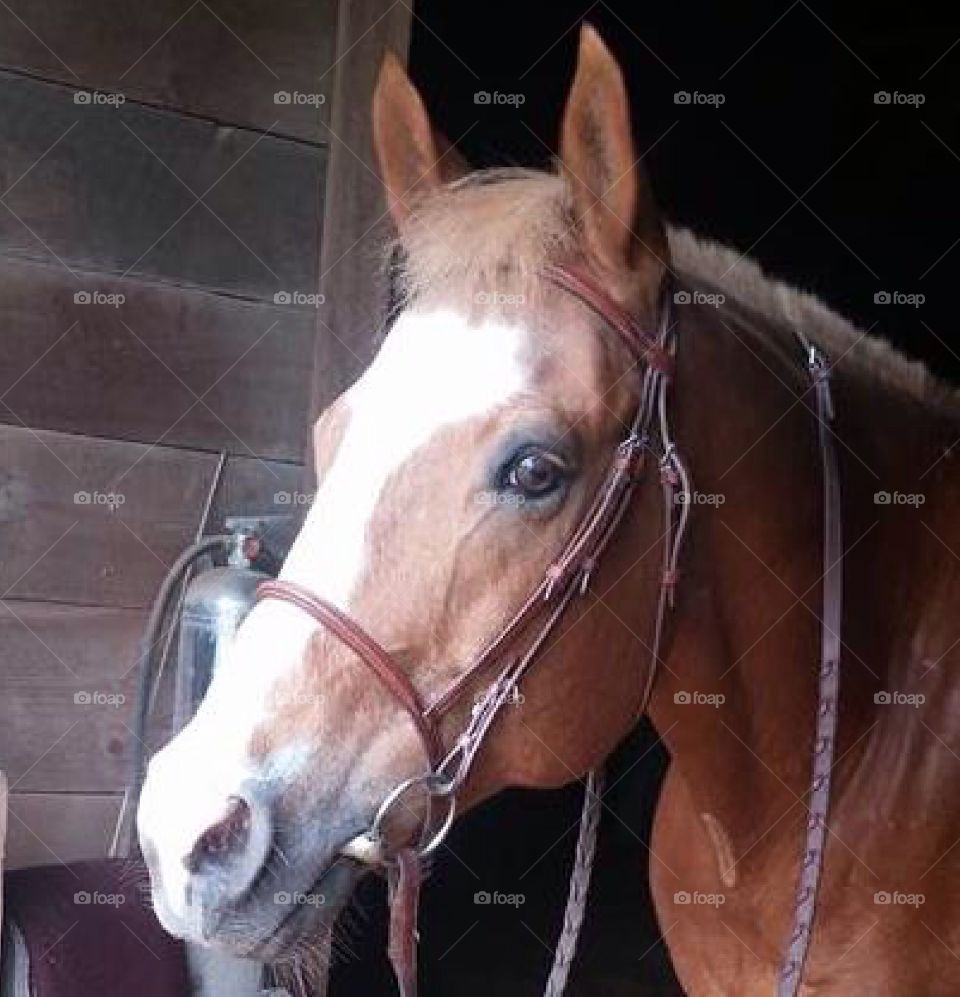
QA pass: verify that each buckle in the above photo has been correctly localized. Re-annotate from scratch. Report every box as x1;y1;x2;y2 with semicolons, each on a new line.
806;344;835;421
807;344;829;378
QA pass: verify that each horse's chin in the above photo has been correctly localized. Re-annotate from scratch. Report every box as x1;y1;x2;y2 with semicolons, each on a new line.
153;853;365;963
243;858;364;962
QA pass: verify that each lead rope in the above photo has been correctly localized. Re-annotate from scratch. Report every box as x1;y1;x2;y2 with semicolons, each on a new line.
542;768;606;997
387;849;423;997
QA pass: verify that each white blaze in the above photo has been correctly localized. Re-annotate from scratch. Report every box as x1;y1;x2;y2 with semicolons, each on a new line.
282;306;531;605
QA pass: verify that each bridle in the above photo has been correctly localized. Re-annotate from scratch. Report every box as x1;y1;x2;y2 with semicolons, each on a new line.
256;263;842;997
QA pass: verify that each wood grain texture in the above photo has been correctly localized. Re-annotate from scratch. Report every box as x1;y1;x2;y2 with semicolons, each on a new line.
0;256;314;461
312;0;412;425
4;792;121;869
0;425;303;606
0;602;148;792
0;0;336;141
0;426;217;606
0;70;325;299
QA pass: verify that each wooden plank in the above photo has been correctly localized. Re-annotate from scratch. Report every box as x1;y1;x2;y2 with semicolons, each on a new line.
0;0;337;141
0;425;302;607
0;603;149;793
216;457;304;519
312;0;413;428
0;426;218;607
0;70;324;299
0;256;314;461
5;792;120;868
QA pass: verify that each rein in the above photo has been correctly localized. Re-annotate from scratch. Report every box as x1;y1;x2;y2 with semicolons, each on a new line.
256;265;842;997
778;330;843;996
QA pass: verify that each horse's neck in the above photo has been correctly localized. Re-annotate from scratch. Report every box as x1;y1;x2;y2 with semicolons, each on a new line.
647;299;823;830
645;295;960;861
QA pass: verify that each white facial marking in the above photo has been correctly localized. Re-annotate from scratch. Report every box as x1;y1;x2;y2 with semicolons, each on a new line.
281;306;531;605
138;307;531;928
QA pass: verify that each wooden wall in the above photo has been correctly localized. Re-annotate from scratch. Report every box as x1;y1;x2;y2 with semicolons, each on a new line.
0;0;353;868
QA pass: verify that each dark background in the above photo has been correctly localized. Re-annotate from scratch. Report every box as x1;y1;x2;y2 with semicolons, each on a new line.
409;0;960;384
332;3;959;994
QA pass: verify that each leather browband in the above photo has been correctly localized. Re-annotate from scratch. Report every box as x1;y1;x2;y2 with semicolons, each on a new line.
541;263;672;373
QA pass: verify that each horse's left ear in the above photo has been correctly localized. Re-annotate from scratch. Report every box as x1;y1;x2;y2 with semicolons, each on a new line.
560;25;666;277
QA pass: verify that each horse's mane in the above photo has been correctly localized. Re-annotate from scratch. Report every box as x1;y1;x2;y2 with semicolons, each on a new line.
670;228;960;416
390;167;958;415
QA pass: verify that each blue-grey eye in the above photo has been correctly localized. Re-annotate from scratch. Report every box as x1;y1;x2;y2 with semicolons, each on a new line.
504;449;568;499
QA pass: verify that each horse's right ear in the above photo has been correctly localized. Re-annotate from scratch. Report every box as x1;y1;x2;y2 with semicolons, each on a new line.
373;52;469;227
560;25;665;278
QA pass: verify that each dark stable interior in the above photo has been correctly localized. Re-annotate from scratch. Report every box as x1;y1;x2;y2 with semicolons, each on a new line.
330;2;957;994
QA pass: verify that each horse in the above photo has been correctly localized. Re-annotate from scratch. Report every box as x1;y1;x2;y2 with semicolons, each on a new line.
137;24;960;996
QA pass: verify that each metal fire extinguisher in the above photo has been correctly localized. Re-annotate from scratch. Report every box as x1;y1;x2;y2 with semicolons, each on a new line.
171;526;272;731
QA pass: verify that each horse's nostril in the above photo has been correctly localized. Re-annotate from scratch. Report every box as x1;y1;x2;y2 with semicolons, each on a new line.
189;795;253;869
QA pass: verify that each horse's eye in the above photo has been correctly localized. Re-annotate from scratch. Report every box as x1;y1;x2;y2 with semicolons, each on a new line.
504;449;567;499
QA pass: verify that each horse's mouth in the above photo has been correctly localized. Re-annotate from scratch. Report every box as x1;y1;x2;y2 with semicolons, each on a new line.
163;828;371;963
236;851;367;962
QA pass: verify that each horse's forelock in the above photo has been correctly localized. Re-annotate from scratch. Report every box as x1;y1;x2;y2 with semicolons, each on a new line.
389;168;577;320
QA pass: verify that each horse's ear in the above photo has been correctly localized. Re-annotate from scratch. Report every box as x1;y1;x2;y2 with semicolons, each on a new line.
373;51;469;227
560;25;666;276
